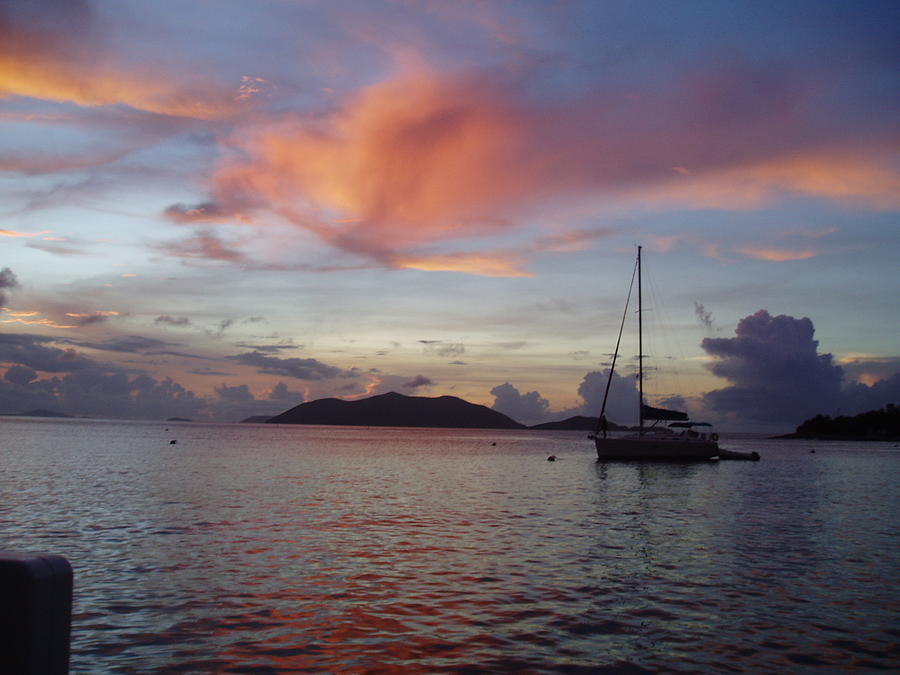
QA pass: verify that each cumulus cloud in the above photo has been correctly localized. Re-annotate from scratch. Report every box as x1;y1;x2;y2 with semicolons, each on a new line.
0;333;311;421
490;382;549;426
0;267;19;306
0;332;206;418
268;381;305;402
576;369;641;427
701;310;899;427
0;332;100;372
227;351;351;380
214;383;254;402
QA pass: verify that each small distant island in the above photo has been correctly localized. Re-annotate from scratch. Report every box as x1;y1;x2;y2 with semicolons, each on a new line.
166;417;192;422
267;391;526;429
781;404;899;441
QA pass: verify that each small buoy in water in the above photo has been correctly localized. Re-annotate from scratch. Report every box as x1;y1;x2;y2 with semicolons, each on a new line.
170;440;177;445
810;449;816;453
547;455;556;462
491;442;496;446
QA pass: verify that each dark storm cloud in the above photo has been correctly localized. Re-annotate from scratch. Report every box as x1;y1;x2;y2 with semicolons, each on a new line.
226;351;351;380
701;310;899;426
0;331;210;419
73;335;172;353
403;375;433;390
4;364;37;385
842;374;900;415
0;267;18;306
0;332;99;372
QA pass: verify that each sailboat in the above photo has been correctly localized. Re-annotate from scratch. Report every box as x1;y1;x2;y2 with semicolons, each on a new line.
590;246;721;461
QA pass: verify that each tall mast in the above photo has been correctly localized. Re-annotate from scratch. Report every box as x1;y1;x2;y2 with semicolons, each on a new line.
637;245;644;436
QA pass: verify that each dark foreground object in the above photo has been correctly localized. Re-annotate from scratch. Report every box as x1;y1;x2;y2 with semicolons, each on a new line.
0;552;72;675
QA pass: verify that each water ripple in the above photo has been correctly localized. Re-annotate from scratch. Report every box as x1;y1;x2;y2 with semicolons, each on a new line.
2;420;898;672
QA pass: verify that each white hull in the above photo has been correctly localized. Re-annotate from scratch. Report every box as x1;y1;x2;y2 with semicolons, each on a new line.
595;435;719;461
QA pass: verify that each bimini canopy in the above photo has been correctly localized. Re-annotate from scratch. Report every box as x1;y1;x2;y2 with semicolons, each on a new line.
641;404;688;421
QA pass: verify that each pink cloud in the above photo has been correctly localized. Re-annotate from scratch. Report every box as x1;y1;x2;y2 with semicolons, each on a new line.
162;56;897;273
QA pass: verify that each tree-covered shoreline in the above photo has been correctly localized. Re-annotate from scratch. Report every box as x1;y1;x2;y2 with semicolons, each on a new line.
781;404;899;441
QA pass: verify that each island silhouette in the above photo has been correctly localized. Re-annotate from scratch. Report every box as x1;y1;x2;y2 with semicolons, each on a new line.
266;391;527;429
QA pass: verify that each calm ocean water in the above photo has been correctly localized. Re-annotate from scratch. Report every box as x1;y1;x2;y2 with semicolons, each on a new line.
1;417;898;673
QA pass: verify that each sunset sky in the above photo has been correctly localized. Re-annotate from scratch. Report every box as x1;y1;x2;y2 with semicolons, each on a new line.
1;0;898;430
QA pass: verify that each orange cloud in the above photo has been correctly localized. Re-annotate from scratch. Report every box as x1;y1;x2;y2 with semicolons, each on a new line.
390;251;532;277
65;311;120;318
1;316;77;329
734;247;819;262
0;5;246;120
0;228;49;237
750;154;900;209
643;151;900;211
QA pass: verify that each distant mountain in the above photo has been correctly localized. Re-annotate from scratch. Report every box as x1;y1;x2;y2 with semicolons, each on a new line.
267;391;526;429
241;415;273;424
20;408;70;418
166;417;192;422
783;404;899;441
529;415;627;431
